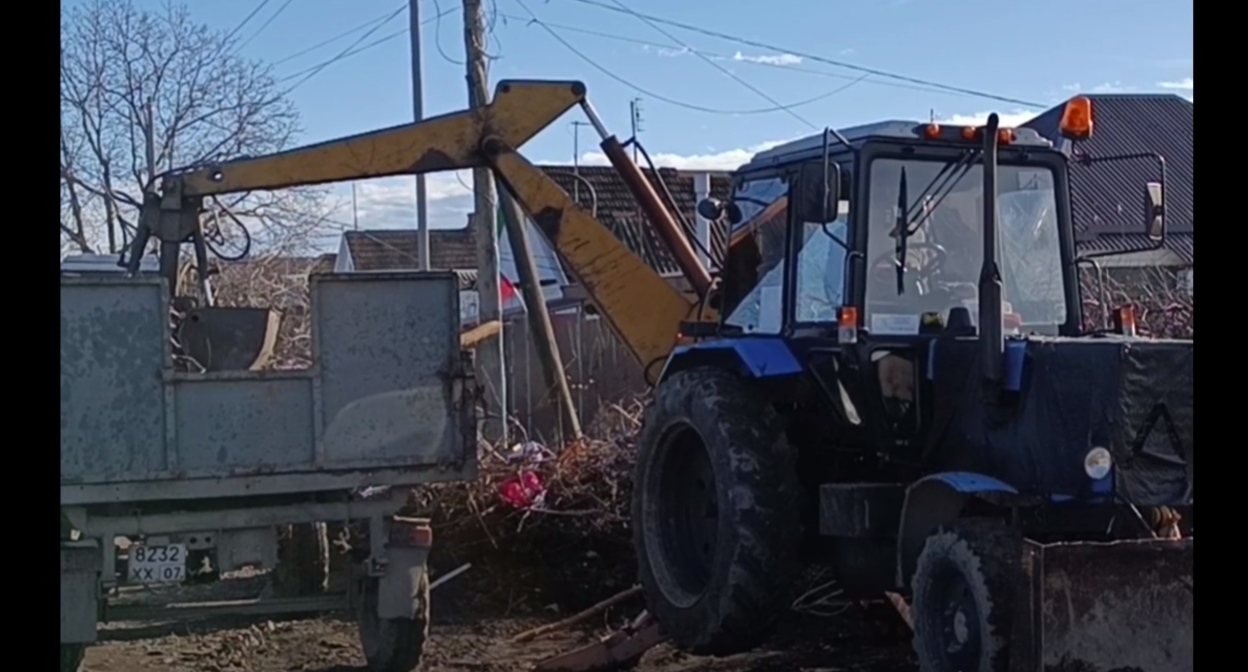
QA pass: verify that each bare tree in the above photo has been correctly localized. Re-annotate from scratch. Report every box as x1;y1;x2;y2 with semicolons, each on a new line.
1080;266;1193;339
60;0;334;259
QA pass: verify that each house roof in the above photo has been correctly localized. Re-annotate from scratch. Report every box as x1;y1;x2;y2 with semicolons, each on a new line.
543;166;734;275
343;166;734;278
1022;94;1193;263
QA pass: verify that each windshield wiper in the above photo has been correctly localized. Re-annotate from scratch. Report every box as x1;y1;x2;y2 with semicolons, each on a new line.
894;167;909;295
903;149;979;235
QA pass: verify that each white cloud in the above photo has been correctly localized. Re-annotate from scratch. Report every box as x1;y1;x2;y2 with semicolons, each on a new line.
1159;77;1193;91
839;48;855;56
1061;82;1130;94
333;172;474;232
732;51;803;66
938;109;1040;128
576;140;791;172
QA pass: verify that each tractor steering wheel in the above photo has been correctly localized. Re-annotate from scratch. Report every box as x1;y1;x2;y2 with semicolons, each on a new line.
868;242;949;290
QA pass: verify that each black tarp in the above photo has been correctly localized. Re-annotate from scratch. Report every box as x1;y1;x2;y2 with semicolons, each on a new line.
923;336;1192;506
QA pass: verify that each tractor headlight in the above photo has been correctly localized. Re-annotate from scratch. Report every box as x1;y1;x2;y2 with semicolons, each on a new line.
1084;447;1113;480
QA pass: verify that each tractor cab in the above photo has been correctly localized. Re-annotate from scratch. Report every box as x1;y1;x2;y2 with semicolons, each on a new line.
694;98;1177;482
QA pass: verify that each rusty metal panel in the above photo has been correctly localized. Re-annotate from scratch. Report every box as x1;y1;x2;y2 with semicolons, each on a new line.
173;376;315;471
312;272;466;467
60;278;170;481
1028;538;1192;672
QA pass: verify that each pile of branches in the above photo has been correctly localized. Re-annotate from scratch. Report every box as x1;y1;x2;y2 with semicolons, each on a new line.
410;396;646;546
401;396;649;613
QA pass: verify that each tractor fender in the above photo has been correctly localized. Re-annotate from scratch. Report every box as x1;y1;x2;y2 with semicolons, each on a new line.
895;472;1032;588
658;338;803;385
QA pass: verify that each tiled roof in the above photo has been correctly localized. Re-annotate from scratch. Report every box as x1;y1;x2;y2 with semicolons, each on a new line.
541;166;733;275
343;166;734;278
343;228;474;272
1023;94;1193;261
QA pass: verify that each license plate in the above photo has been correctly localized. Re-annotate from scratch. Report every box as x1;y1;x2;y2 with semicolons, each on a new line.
127;543;187;584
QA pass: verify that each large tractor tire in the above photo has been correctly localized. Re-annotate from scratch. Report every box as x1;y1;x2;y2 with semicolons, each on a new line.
633;367;800;655
274;522;330;598
910;519;1020;672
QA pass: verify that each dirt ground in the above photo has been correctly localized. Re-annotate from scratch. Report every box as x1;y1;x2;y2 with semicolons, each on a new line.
85;612;916;672
82;572;917;672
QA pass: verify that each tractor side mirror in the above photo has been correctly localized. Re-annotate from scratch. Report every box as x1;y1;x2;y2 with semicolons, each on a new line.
796;160;841;224
696;197;743;225
1144;181;1165;243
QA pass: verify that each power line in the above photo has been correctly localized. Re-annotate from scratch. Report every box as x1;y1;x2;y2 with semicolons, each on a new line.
431;0;465;65
224;0;274;44
237;0;297;52
495;12;954;98
273;7;405;66
277;5;461;89
604;0;823;130
281;5;409;92
561;0;1045;108
512;0;862;116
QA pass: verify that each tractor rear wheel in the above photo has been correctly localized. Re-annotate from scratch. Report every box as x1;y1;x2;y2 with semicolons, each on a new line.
633;367;799;655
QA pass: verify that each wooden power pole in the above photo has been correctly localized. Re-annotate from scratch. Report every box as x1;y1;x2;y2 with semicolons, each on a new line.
462;0;506;444
498;189;583;441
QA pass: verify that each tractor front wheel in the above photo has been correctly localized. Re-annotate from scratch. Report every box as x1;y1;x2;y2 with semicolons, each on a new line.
911;519;1020;672
633;367;799;655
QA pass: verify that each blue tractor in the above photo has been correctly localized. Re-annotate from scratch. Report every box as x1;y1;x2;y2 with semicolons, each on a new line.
631;100;1192;672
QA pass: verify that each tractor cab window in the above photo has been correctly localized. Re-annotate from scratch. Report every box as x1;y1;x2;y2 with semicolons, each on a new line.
723;177;789;333
722;175;850;333
863;157;1066;335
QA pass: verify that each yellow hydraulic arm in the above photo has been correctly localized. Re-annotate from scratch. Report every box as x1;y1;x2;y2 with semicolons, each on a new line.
149;80;703;371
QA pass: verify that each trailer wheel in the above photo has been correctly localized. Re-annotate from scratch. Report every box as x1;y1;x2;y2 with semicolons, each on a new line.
911;519;1020;672
358;573;430;672
274;522;330;598
633;367;799;655
60;644;84;672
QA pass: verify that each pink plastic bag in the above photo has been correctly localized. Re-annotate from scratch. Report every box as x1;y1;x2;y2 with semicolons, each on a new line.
497;470;545;509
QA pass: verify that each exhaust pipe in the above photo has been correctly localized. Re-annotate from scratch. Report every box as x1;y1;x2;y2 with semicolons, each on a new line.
979;113;1005;387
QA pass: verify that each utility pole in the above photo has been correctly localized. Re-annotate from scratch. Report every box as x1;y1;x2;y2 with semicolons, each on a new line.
629;98;644;162
351;183;360;230
463;0;507;444
571;120;589;204
410;0;430;270
498;188;582;441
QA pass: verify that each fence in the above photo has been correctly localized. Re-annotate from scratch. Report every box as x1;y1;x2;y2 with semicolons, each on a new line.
499;305;645;443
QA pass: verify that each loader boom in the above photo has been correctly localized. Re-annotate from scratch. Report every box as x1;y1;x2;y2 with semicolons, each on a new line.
146;80;699;370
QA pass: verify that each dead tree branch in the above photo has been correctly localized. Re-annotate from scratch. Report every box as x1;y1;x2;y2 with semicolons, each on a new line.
59;0;334;257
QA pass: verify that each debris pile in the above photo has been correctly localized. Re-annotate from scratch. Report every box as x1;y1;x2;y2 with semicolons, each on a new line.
406;396;649;615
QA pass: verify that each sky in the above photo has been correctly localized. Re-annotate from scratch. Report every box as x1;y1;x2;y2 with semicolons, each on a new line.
72;0;1193;246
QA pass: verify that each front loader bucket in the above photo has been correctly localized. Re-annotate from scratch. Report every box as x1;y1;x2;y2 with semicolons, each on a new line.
1016;538;1192;672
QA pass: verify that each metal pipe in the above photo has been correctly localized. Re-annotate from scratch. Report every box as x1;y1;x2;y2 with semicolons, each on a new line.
599;136;712;297
979;113;1004;386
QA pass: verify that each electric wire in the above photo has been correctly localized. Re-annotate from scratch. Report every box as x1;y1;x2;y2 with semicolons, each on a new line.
272;8;405;66
513;0;859;116
237;0;297;52
605;0;820;130
224;0;273;44
561;0;1045;108
432;0;465;65
277;5;461;89
495;13;954;98
280;5;410;91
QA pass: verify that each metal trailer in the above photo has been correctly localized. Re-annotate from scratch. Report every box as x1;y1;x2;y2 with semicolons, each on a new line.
60;270;476;672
